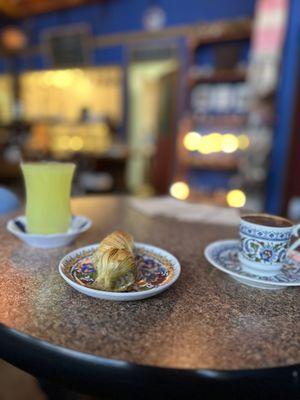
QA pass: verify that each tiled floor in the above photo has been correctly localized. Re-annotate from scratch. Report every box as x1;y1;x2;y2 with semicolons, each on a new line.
0;361;98;400
0;360;46;400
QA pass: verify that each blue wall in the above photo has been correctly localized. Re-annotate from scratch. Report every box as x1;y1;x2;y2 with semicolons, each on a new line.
3;0;299;214
21;0;255;36
0;0;297;213
22;1;146;39
11;0;255;70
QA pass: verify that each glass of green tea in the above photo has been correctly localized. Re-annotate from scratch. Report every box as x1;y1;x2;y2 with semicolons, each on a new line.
21;162;76;234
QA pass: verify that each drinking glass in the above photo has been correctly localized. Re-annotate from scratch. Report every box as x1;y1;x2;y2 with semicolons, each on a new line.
21;162;76;234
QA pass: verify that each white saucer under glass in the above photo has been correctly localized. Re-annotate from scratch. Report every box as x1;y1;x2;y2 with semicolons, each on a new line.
7;215;92;248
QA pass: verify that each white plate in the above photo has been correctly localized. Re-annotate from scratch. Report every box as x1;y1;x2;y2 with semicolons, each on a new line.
204;239;300;290
7;215;92;248
59;243;181;301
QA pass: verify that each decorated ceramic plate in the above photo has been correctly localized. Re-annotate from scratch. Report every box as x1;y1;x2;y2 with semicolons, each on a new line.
205;240;300;290
59;243;181;301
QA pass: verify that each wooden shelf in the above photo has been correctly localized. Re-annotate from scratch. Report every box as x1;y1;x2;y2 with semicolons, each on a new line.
190;19;252;49
175;18;252;184
181;155;238;171
192;31;251;48
189;69;247;85
190;114;248;126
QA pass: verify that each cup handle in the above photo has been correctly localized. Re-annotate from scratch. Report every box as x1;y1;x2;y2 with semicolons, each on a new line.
289;223;300;252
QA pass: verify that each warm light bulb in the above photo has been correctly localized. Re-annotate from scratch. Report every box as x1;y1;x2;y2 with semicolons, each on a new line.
170;181;190;200
238;134;250;150
198;136;213;154
226;189;246;208
207;132;223;153
221;134;239;153
70;136;83;151
183;131;201;151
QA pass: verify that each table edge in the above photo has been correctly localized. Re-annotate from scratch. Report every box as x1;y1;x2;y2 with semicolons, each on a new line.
1;323;299;381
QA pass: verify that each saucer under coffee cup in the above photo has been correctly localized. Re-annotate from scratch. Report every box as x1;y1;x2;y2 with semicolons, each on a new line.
239;213;299;274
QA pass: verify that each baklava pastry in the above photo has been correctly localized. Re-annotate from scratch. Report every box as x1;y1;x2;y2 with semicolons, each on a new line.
93;247;136;292
98;230;134;254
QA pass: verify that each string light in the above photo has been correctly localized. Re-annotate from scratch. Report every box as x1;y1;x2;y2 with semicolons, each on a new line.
69;136;83;151
185;132;249;155
197;136;213;154
238;134;250;150
170;181;190;200
226;189;246;208
221;134;239;153
183;131;201;151
206;132;223;153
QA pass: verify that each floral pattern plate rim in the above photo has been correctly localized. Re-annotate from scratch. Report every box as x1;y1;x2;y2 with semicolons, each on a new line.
204;240;300;290
59;243;181;301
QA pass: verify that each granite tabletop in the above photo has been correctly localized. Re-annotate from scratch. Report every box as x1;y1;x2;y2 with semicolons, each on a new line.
0;196;299;371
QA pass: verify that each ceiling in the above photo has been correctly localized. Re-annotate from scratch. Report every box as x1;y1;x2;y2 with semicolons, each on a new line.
0;0;100;18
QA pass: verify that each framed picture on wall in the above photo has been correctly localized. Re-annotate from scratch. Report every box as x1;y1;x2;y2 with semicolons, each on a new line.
42;23;91;68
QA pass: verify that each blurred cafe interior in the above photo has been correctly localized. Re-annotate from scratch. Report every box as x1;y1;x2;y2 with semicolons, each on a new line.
0;0;299;217
1;1;300;400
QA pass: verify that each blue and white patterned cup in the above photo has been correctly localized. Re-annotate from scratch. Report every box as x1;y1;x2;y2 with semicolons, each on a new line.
239;213;297;273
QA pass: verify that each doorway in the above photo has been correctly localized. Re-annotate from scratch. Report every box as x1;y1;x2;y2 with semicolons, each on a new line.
126;48;179;195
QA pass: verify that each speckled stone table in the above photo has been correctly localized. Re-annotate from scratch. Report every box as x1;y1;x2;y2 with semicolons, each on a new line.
0;197;299;398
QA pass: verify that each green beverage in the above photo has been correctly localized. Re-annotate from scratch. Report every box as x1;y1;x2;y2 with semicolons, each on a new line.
21;162;76;234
